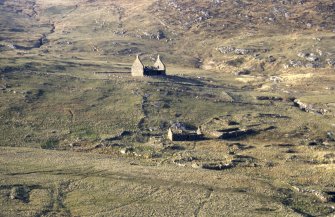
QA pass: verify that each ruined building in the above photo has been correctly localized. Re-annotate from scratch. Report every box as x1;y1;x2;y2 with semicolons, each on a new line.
131;55;166;77
168;125;203;142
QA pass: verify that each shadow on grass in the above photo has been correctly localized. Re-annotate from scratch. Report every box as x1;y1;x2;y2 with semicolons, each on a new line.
149;75;206;87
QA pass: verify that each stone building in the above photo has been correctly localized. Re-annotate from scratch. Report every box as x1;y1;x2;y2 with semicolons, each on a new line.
131;55;166;77
167;126;203;142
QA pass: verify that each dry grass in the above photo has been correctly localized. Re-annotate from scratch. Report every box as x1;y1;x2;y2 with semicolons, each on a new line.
1;0;335;216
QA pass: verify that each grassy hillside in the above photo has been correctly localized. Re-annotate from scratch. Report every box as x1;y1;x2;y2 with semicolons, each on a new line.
1;0;334;71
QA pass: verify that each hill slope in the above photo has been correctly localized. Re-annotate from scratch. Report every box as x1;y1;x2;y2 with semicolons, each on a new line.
1;0;334;72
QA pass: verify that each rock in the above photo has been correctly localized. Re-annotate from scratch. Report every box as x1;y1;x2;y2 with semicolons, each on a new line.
269;76;283;83
156;30;166;40
217;46;269;55
191;162;201;169
297;52;320;63
306;55;319;62
120;147;134;155
234;69;251;75
285;59;304;68
267;55;276;63
219;128;256;140
327;132;335;141
305;62;322;68
120;148;127;154
0;84;6;90
104;131;132;141
297;52;309;58
69;142;80;148
294;99;327;115
217;46;235;54
311;190;331;203
316;49;323;56
234;48;255;55
291;186;334;202
308;139;324;146
327;59;335;67
7;44;16;49
10;186;30;202
231;155;257;167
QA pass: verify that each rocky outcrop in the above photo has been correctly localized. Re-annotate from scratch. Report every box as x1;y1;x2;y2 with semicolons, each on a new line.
217;46;270;55
294;99;328;115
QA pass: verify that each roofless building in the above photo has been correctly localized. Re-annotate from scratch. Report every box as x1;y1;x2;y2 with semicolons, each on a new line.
131;55;166;77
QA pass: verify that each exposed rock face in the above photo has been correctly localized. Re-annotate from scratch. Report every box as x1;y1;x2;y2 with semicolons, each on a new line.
217;46;270;55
